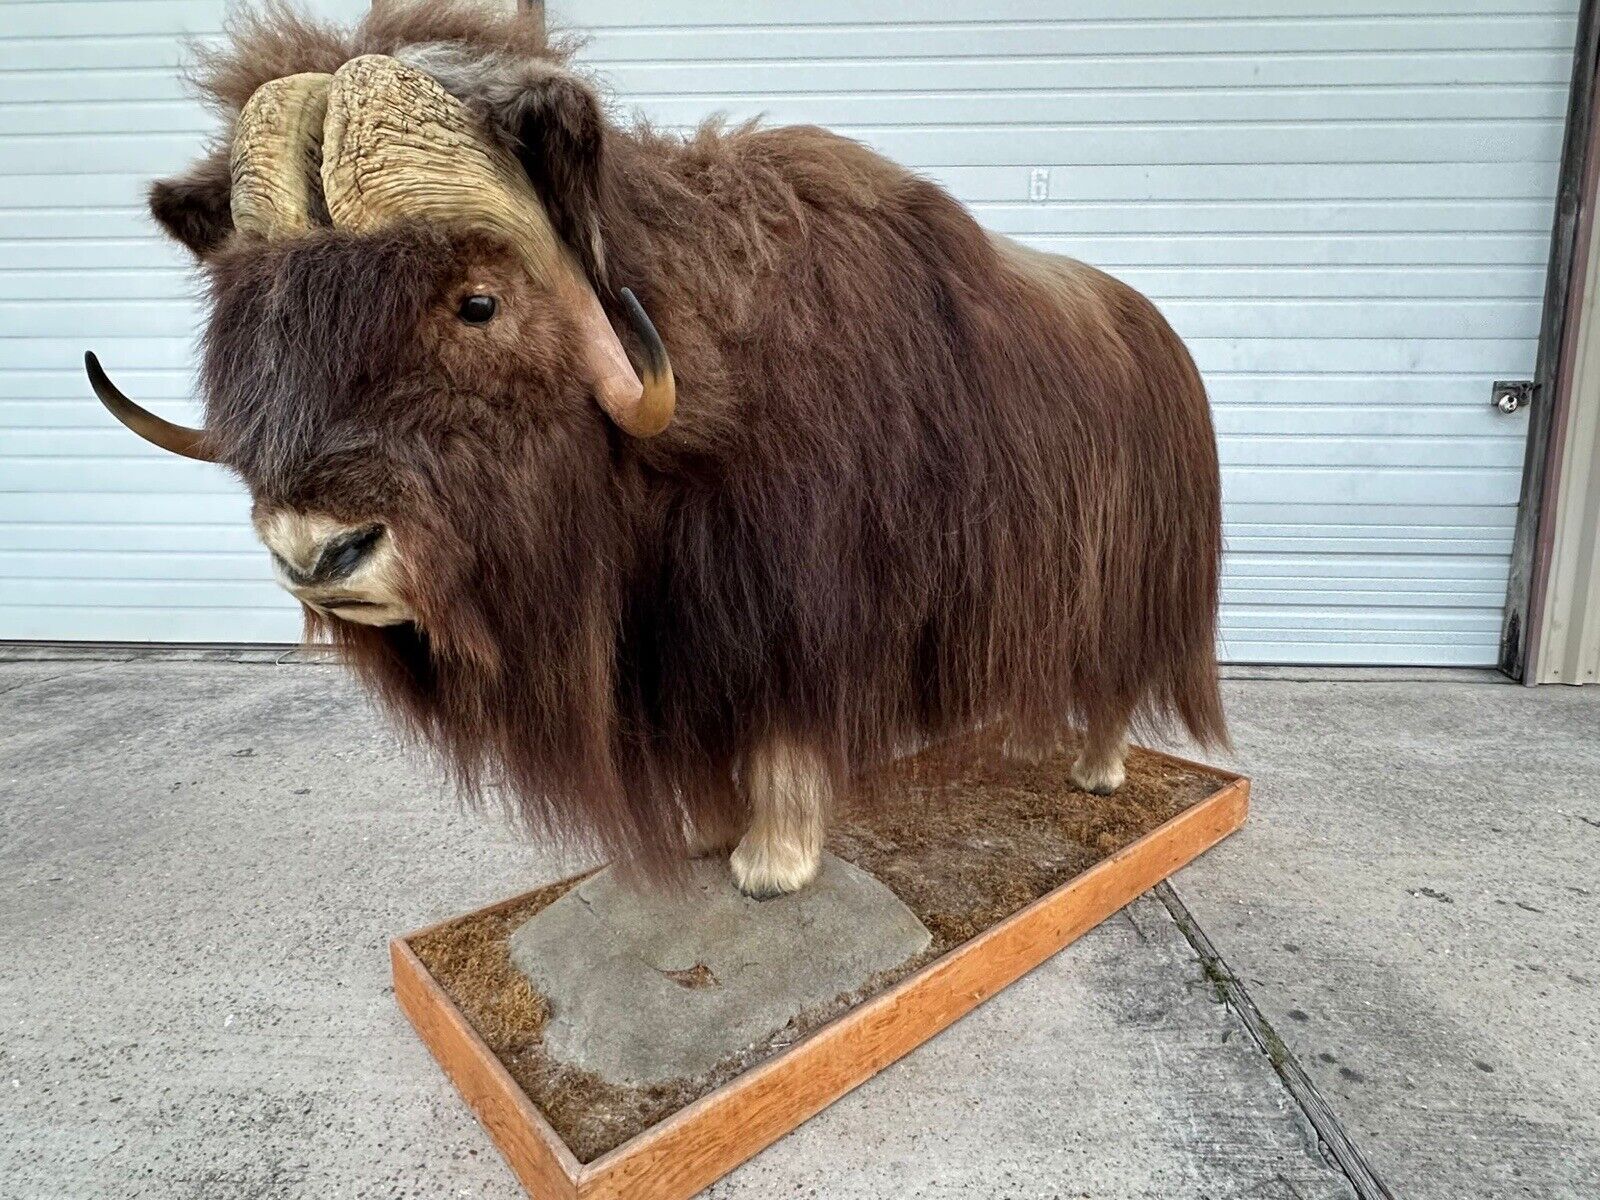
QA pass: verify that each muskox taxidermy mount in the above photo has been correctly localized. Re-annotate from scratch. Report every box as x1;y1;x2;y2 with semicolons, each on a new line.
90;2;1228;900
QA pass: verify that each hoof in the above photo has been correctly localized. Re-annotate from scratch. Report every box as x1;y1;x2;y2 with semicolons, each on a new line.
730;836;820;899
1070;754;1125;796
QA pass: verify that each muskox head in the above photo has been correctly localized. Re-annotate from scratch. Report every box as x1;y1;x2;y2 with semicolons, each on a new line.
89;32;729;869
88;54;673;633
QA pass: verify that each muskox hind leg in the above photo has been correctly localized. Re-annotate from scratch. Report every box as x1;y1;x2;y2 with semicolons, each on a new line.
729;737;829;899
685;808;745;859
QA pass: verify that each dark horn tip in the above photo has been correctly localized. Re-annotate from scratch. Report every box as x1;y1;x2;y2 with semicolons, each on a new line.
619;287;670;379
84;350;117;400
84;349;113;397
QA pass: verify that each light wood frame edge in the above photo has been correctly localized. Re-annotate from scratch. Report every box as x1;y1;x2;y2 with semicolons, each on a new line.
391;939;583;1198
391;750;1249;1200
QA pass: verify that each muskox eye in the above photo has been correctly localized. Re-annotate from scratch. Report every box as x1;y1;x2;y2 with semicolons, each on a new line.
457;294;497;325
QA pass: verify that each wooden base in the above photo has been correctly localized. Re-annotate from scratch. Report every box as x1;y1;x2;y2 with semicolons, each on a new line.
392;750;1249;1199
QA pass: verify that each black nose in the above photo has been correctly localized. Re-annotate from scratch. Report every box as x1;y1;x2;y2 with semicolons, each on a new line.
311;523;385;584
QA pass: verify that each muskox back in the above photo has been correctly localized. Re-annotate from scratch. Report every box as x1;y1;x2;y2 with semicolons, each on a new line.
606;124;1226;789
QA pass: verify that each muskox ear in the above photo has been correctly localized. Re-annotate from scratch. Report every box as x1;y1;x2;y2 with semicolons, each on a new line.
148;146;234;260
497;69;607;284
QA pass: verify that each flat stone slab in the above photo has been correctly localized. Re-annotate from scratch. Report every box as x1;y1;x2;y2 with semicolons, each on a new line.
508;852;931;1086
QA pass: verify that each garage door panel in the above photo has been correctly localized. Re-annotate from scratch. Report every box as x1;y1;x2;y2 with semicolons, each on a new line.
0;401;203;430
0;369;191;401
1220;603;1507;663
9;336;197;370
5;173;165;209
582;1;1567;23
923;166;1561;207
0;491;253;525
0;549;266;582
6;0;367;38
0;605;296;643
1225;501;1512;529
1226;647;1496;664
1206;375;1527;406
621;86;1568;130
1024;234;1549;267
0;522;260;553
582;14;1574;61
4;576;282;609
1120;268;1545;301
1223;604;1506;631
1159;300;1540;341
0;269;193;303
7;425;218;458
1188;339;1535;373
600;54;1573;96
0;101;207;138
1;399;194;429
1228;533;1514;556
1225;589;1505;609
1213;407;1515;437
6;3;226;39
1219;435;1525;470
3;36;189;73
1218;639;1501;666
1225;552;1510;579
0;298;198;337
977;201;1551;237
1224;511;1516;556
1036;162;1562;204
0;67;188;106
4;457;236;495
2;133;226;176
0;238;189;271
1223;466;1522;506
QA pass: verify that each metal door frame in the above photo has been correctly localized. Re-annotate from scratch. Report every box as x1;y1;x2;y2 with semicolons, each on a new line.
1501;0;1600;680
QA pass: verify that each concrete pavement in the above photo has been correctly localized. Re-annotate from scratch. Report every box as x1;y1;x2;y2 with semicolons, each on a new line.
1;657;1594;1198
1171;676;1600;1200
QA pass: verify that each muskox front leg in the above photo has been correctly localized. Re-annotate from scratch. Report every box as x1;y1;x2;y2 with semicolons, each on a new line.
1070;713;1129;796
729;737;829;899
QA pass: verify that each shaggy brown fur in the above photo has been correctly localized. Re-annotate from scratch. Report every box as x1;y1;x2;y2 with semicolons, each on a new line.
154;1;1227;874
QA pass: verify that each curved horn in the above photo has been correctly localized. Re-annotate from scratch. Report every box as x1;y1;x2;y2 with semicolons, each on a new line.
321;55;675;437
230;72;333;240
84;352;216;462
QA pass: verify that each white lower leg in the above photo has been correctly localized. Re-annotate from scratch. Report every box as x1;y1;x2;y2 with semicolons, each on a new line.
1070;733;1127;796
729;737;828;898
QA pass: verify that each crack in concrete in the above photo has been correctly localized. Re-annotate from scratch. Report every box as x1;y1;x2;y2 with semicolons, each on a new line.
1156;880;1397;1200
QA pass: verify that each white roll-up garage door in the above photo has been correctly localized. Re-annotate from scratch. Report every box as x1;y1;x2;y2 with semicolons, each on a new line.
0;0;370;643
0;0;1578;663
